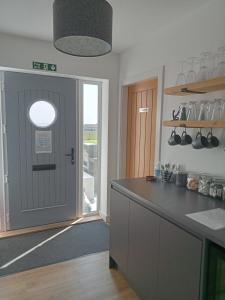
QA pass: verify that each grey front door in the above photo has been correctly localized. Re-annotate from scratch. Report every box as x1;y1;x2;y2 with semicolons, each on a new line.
3;72;77;230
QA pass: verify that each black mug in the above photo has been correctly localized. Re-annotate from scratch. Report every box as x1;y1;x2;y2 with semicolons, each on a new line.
180;129;192;146
168;130;181;146
192;131;209;149
207;130;219;148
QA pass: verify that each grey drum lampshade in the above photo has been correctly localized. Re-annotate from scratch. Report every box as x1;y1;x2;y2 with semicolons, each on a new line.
53;0;113;57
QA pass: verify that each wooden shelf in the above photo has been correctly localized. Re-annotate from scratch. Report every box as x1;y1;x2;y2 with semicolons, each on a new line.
163;120;225;128
164;76;225;96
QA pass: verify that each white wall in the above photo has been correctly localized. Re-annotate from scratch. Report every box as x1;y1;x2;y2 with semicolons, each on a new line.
120;0;225;177
0;32;120;217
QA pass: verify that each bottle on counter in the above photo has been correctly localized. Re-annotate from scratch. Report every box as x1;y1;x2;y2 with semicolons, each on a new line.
154;162;161;178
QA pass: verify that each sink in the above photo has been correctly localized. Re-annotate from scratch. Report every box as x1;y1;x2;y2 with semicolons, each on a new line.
186;208;225;230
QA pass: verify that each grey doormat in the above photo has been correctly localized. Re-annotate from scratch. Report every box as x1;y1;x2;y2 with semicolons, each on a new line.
0;220;109;277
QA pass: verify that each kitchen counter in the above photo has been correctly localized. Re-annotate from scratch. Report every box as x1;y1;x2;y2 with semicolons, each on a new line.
112;178;225;248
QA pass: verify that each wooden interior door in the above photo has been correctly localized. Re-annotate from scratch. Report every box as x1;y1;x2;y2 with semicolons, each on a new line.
126;79;157;178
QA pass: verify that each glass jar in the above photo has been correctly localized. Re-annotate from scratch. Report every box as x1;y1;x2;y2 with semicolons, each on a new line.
187;173;200;191
198;175;212;196
210;179;225;200
223;186;225;201
209;180;216;198
216;182;224;200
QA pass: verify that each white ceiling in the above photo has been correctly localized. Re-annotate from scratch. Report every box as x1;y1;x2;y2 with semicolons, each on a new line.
0;0;210;53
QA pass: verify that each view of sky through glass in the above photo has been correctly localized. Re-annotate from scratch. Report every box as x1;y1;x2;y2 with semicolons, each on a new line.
83;84;98;125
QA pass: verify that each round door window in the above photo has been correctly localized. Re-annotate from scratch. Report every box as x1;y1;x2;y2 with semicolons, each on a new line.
29;100;57;128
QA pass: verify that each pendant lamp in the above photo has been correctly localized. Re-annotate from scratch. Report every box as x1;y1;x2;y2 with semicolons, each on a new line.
53;0;113;57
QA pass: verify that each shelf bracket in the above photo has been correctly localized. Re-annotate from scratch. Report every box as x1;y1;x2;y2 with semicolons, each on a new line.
180;88;206;95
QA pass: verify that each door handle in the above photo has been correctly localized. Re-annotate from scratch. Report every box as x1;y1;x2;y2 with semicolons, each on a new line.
66;148;75;165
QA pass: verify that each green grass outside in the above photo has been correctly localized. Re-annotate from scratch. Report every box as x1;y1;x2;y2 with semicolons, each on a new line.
84;139;97;144
83;131;97;144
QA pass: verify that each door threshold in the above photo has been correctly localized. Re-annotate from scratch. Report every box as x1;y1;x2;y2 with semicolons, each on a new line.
0;215;102;239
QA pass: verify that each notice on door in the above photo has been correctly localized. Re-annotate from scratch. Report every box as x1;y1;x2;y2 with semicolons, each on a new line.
35;131;52;154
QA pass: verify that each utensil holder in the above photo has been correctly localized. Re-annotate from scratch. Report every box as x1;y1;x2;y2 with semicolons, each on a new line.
161;170;173;183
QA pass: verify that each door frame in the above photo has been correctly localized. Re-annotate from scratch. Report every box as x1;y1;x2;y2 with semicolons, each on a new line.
0;67;108;231
118;66;165;178
78;80;102;217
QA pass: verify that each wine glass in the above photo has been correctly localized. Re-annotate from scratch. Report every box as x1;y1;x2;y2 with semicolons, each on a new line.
186;57;197;83
214;46;225;77
197;52;211;81
210;53;219;78
221;100;225;119
176;61;186;85
211;99;224;120
198;100;208;120
179;102;187;120
205;101;214;121
187;101;198;120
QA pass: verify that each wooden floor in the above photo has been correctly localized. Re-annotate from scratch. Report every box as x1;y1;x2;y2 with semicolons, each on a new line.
0;251;139;300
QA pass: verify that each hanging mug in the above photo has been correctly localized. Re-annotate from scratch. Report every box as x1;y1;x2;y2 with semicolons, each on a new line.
180;129;192;146
207;129;219;148
192;130;209;149
168;129;181;146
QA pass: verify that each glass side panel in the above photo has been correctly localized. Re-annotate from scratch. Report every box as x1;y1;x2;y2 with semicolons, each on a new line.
82;83;99;214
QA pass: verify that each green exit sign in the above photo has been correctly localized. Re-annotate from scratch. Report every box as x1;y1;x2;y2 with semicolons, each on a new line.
33;61;57;72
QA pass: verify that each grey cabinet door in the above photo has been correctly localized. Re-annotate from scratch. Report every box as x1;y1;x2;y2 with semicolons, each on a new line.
128;200;160;300
110;189;129;273
158;218;202;300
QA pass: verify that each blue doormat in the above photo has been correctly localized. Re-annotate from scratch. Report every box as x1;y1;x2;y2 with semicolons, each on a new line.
0;220;109;277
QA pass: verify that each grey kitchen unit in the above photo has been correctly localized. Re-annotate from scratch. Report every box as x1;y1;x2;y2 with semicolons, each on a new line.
110;187;202;300
158;218;202;300
128;200;160;300
110;178;225;300
110;189;129;274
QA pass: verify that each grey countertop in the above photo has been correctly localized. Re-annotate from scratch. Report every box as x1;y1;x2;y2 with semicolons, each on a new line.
112;178;225;248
